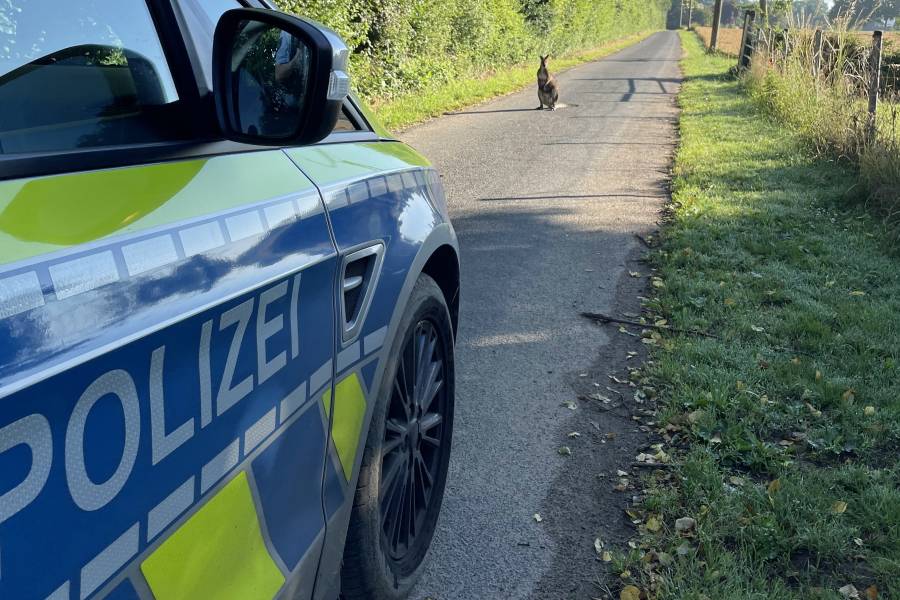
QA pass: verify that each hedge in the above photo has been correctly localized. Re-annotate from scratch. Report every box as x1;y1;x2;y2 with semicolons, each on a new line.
277;0;670;102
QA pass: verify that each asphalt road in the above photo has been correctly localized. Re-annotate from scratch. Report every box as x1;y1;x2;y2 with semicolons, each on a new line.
401;31;683;599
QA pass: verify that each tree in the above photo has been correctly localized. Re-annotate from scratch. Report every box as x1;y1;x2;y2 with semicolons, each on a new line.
830;0;900;26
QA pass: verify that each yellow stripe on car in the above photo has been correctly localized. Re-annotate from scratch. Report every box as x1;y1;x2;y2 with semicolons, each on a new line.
322;373;368;480
140;471;284;600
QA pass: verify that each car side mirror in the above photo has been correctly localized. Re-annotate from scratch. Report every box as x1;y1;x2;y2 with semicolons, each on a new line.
212;8;350;146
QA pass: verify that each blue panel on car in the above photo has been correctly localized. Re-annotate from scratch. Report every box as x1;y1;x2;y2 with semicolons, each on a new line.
323;453;346;519
104;580;140;600
251;404;327;570
360;360;379;393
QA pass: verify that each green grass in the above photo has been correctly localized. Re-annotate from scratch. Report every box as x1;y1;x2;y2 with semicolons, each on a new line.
371;31;657;131
613;31;900;600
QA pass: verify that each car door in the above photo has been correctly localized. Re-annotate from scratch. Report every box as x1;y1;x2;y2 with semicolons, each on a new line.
0;2;337;599
282;139;457;598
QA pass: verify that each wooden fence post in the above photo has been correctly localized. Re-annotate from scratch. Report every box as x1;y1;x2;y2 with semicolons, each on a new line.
783;28;790;65
711;0;724;50
738;10;757;70
868;30;884;141
813;29;823;77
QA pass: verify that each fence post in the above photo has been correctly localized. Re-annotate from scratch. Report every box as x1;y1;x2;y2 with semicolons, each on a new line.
813;29;823;77
783;28;790;65
711;0;724;50
738;10;757;70
868;30;884;141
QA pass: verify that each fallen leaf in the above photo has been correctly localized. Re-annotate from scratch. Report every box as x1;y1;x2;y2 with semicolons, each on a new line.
842;389;856;402
751;325;765;332
629;271;641;278
601;550;613;562
654;319;668;326
646;516;661;532
533;513;543;522
849;290;866;296
617;469;629;477
594;537;604;555
675;517;696;532
815;370;823;381
767;479;781;495
724;297;736;306
651;278;665;288
687;409;706;424
865;585;878;599
864;406;875;416
561;399;577;410
839;584;860;599
558;446;572;456
832;500;848;514
710;433;722;445
729;476;745;486
568;431;582;438
853;537;864;546
620;585;641;600
805;402;822;417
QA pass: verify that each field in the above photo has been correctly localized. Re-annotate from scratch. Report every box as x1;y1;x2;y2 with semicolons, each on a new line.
695;25;900;57
694;26;745;55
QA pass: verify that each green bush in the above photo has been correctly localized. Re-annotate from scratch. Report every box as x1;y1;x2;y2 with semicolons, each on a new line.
277;0;670;102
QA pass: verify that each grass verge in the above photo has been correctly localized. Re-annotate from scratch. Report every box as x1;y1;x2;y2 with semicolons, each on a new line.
370;31;657;131
613;31;900;600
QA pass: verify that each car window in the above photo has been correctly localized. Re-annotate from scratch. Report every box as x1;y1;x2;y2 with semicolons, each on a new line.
0;0;190;155
334;107;360;132
179;0;242;90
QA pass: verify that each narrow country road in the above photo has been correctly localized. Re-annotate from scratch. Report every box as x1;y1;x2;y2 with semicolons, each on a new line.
401;31;683;599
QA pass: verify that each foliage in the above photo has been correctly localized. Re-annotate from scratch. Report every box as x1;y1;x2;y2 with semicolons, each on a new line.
830;0;900;26
276;0;669;101
614;31;900;599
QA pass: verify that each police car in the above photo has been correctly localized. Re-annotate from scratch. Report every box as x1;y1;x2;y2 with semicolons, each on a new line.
0;2;459;599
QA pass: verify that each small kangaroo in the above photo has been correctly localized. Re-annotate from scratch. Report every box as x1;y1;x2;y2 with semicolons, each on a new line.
536;55;559;110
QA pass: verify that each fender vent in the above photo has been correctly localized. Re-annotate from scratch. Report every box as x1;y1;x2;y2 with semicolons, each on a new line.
340;243;384;343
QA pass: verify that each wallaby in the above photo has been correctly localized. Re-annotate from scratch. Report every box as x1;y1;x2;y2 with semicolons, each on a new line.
536;55;559;110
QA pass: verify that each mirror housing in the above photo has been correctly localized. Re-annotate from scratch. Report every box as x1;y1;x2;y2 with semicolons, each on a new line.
212;8;350;146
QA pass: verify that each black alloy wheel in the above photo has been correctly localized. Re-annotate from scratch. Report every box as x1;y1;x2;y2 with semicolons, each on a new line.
379;319;449;566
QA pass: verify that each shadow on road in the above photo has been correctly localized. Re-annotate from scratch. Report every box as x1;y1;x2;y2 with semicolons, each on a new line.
478;193;667;202
443;108;538;116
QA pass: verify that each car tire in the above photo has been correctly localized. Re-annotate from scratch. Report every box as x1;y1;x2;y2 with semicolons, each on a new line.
340;273;455;600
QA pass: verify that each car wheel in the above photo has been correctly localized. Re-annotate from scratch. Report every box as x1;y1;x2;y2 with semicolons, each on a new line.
341;273;455;599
